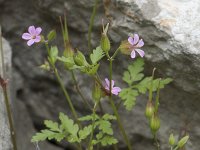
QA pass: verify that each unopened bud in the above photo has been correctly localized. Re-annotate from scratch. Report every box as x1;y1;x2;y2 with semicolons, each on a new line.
177;135;189;148
63;42;74;57
145;101;154;118
169;133;175;146
119;40;131;55
92;81;102;102
101;23;110;52
74;51;87;66
101;34;110;52
150;114;160;133
39;61;50;71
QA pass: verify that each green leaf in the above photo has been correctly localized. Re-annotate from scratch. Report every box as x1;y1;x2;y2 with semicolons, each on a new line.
79;125;92;140
134;77;173;94
47;30;56;41
100;136;118;146
31;129;65;142
119;88;139;110
90;46;105;64
97;120;113;135
78;114;99;121
102;114;116;120
59;113;79;136
44;120;60;132
122;58;144;85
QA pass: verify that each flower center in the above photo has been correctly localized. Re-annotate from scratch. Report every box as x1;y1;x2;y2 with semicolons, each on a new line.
31;35;36;39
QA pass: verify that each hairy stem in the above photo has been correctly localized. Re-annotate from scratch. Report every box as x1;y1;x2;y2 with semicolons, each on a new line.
108;60;132;150
71;70;92;110
88;0;99;51
1;81;18;150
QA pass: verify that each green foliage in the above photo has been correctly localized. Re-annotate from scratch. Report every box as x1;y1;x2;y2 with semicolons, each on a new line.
79;113;118;147
90;46;105;64
122;58;144;85
32;113;81;143
47;30;56;41
120;58;172;111
119;88;139;111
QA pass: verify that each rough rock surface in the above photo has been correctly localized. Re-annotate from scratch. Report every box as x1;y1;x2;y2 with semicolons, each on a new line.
0;36;12;150
0;0;200;150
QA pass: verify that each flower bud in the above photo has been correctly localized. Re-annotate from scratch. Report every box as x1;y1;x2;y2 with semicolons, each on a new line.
145;101;154;118
101;23;110;53
101;34;110;52
74;51;87;66
119;40;131;55
169;133;175;146
177;135;189;148
63;42;74;57
92;81;102;102
150;114;160;133
39;61;50;71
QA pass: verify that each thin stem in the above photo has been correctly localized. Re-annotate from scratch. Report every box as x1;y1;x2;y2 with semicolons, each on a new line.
111;48;120;60
154;79;161;113
87;102;98;150
1;82;18;150
108;60;132;150
71;71;92;110
88;0;99;51
149;68;156;102
45;42;81;129
153;134;160;150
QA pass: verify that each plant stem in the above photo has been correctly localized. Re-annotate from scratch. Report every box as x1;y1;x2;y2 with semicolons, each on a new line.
1;80;18;150
88;0;99;51
87;102;98;150
45;42;81;128
153;134;160;150
108;60;132;150
53;67;81;126
71;70;92;110
111;48;120;60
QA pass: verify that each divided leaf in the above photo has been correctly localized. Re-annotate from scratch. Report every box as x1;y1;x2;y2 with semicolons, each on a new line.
119;88;139;111
90;46;105;64
122;58;144;85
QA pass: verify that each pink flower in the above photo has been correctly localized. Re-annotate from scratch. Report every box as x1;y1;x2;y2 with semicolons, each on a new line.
128;34;145;59
22;25;42;46
104;78;121;95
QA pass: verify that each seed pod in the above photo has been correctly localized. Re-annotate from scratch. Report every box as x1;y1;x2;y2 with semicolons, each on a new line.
92;81;102;102
74;51;86;66
145;101;154;118
150;114;160;133
169;133;175;146
101;34;110;52
177;135;189;148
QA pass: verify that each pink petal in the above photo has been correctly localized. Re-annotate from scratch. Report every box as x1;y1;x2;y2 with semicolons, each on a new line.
133;34;139;45
27;39;35;46
22;33;31;40
111;80;115;88
105;78;110;87
28;26;36;35
136;39;144;47
131;50;136;58
112;87;121;95
128;37;134;45
135;49;145;57
34;36;41;42
35;27;42;35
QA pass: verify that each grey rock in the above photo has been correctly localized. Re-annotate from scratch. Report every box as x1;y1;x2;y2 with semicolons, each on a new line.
0;36;12;149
